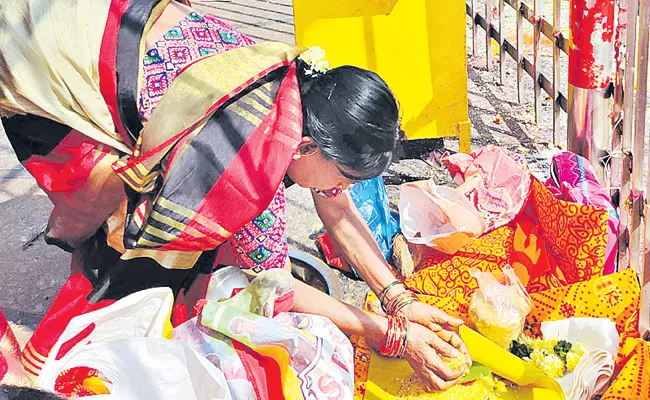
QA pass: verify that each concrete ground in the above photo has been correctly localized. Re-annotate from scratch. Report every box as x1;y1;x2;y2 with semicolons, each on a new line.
0;0;556;343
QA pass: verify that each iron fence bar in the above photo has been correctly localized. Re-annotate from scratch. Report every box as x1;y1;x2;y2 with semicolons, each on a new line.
552;0;561;144
611;0;627;171
504;0;567;54
533;0;543;124
499;0;505;84
471;0;479;56
619;0;639;270
641;0;650;339
486;0;493;69
643;155;650;338
472;10;569;112
631;0;650;273
631;2;647;194
516;0;525;103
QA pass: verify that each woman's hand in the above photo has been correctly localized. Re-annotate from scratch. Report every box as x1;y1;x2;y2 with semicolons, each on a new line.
402;322;470;391
402;302;471;366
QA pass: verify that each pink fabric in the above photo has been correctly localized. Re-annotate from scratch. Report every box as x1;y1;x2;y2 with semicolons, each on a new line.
545;151;618;274
139;11;255;120
441;145;532;232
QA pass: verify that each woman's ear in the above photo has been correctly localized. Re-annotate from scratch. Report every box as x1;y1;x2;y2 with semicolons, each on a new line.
292;137;318;160
297;137;319;156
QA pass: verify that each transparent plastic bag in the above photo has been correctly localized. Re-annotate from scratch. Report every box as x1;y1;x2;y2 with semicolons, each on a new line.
399;180;485;254
468;265;532;349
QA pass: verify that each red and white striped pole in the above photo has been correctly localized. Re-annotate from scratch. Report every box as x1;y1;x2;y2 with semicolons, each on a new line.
567;0;616;183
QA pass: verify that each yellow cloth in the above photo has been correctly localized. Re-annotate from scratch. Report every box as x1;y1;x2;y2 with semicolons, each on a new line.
602;338;650;400
523;269;640;347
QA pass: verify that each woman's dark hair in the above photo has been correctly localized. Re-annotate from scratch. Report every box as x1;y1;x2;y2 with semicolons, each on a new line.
296;59;403;181
0;386;63;400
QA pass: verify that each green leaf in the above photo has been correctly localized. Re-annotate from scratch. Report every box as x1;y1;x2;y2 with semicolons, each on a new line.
460;362;491;383
510;340;532;359
554;340;572;361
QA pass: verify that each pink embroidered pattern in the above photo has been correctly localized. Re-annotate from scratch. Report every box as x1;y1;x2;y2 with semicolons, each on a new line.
139;11;255;120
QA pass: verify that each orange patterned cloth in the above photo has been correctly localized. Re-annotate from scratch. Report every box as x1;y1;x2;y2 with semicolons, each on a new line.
405;178;609;297
352;335;373;399
409;269;639;343
601;338;650;400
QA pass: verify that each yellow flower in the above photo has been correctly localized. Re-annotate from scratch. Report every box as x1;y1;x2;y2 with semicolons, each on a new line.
571;342;586;357
538;338;558;353
566;350;582;372
530;348;546;365
298;46;330;75
530;350;565;378
493;378;508;396
518;334;535;348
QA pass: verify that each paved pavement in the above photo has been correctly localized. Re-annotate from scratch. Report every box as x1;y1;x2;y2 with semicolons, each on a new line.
0;0;554;339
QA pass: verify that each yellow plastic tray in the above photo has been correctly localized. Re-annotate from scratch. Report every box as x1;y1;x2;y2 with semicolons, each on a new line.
363;326;566;400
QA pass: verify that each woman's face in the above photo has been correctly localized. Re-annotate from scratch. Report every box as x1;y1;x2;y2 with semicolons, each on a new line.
286;137;358;197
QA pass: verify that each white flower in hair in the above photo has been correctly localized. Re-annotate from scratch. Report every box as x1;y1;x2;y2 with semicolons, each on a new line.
299;46;330;76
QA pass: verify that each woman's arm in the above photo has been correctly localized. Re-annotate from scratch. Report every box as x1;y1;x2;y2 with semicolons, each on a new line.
312;191;469;357
312;191;403;298
292;278;466;391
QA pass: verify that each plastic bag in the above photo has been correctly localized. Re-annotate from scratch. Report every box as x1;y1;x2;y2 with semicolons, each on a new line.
399;180;485;254
441;145;532;232
175;269;354;400
319;176;400;277
469;266;532;349
38;337;232;400
0;308;30;386
349;176;400;259
36;288;189;398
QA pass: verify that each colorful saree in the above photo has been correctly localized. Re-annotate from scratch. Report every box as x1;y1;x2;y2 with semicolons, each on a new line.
0;0;304;270
1;0;308;379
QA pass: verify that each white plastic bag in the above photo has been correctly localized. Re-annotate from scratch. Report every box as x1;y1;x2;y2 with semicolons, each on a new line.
36;288;232;399
399;180;485;254
39;287;174;375
38;337;232;400
468;266;532;348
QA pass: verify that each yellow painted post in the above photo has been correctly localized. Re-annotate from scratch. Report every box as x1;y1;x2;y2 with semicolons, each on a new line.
293;0;472;152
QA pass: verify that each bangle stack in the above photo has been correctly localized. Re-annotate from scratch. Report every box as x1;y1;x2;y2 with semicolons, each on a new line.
384;290;420;316
378;280;407;306
378;280;420;316
380;315;409;358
